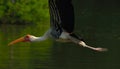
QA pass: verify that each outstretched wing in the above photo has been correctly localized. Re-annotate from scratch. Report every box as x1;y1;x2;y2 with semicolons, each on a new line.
49;0;74;34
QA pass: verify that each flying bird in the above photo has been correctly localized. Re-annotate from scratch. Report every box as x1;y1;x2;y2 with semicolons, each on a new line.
8;0;107;52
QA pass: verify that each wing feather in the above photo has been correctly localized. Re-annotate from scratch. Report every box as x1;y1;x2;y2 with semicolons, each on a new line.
49;0;74;34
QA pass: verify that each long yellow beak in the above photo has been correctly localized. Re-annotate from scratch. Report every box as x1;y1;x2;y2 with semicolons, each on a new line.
8;37;25;46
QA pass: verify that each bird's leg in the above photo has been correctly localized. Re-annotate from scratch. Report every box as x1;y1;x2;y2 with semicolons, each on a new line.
79;41;108;52
64;33;108;52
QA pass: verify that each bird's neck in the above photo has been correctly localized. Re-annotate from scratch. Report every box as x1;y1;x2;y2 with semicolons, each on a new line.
30;36;47;42
30;30;51;42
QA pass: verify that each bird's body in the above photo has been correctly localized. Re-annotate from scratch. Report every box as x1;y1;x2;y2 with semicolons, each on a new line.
28;29;75;43
56;32;71;42
8;0;108;52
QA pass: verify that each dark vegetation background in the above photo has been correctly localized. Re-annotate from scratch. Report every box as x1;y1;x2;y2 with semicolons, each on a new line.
0;0;49;25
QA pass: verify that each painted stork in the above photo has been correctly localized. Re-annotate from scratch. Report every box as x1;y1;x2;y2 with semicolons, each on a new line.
8;0;107;52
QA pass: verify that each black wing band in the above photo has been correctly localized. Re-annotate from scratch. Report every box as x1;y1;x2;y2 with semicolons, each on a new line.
49;0;75;34
55;0;75;33
49;0;62;38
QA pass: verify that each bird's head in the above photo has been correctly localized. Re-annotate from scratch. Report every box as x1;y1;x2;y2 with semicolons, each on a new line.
8;34;33;46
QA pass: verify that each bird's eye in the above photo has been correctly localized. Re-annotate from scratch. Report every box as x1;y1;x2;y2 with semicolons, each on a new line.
24;35;30;42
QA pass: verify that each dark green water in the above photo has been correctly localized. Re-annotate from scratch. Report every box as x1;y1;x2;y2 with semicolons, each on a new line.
0;0;120;69
0;18;120;69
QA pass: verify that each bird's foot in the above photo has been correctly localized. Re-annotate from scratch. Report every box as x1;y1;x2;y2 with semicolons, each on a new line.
94;47;108;52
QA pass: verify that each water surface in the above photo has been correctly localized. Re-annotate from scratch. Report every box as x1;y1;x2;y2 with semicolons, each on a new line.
0;0;120;69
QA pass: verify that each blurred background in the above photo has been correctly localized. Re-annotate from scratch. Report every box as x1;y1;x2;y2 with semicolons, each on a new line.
0;0;120;69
